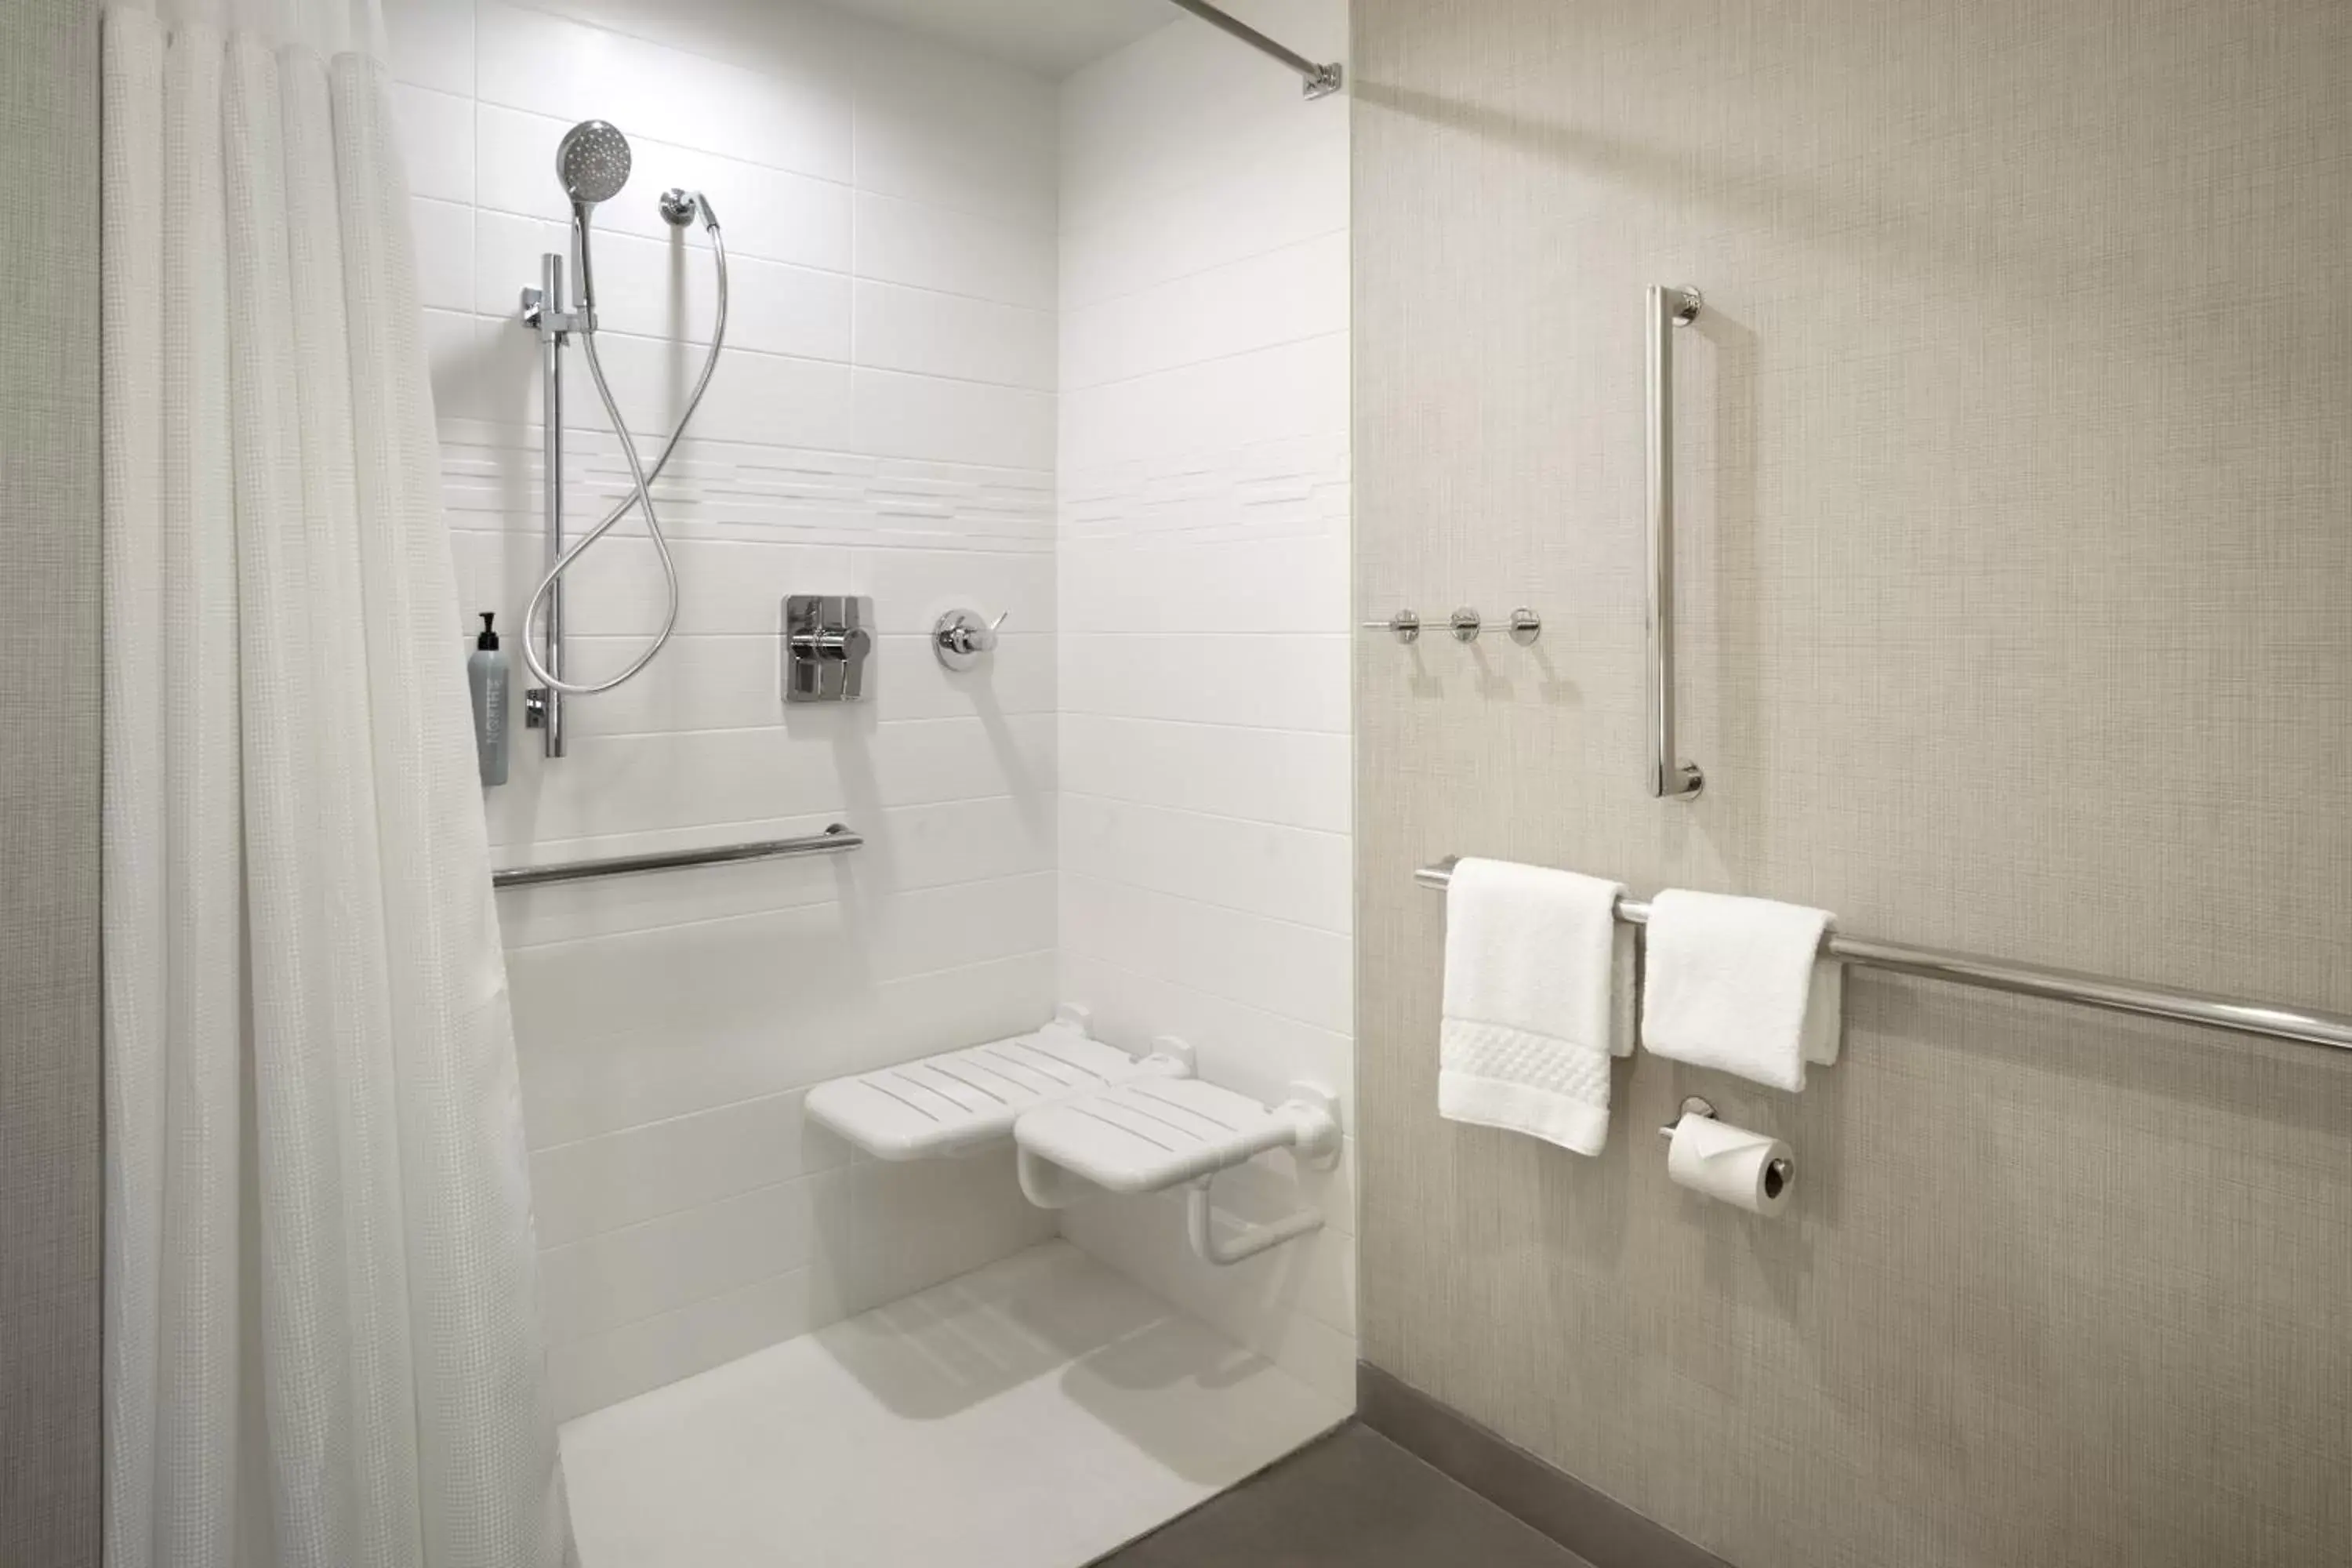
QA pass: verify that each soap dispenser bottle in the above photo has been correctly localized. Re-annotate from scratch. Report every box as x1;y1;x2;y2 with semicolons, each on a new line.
470;612;509;786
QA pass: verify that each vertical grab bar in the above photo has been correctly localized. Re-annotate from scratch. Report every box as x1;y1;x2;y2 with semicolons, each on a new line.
1645;285;1704;800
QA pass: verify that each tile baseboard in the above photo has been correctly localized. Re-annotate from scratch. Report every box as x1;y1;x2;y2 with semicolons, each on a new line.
1356;1363;1734;1568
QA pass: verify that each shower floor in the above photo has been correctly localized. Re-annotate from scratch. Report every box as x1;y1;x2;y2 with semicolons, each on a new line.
558;1240;1348;1568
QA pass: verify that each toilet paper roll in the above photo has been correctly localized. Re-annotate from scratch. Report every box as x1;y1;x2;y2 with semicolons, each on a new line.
1665;1114;1793;1216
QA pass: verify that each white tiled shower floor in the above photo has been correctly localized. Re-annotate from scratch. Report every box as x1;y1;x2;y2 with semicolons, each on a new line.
559;1240;1348;1568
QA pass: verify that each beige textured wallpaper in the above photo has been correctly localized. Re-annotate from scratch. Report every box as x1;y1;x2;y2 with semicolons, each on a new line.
0;0;101;1564
1352;3;2352;1566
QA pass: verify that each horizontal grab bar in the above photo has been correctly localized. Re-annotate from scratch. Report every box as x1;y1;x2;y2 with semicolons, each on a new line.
1413;857;2352;1054
492;825;862;890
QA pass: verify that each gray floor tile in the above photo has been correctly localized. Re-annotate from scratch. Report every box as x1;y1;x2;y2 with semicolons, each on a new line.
1091;1425;1595;1567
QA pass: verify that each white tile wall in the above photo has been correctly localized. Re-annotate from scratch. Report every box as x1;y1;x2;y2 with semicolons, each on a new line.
387;0;1354;1423
383;0;1065;1419
1053;0;1356;1406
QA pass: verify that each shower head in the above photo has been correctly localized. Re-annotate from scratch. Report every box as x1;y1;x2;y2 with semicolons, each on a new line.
555;120;632;208
556;121;631;321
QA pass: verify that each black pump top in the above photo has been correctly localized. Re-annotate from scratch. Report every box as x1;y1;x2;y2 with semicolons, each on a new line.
477;612;500;651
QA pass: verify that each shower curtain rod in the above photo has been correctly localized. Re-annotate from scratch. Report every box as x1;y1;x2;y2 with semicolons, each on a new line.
1163;0;1343;98
1414;858;2352;1055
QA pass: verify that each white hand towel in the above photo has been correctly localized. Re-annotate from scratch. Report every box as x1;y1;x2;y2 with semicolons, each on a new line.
1639;888;1842;1092
1439;858;1634;1155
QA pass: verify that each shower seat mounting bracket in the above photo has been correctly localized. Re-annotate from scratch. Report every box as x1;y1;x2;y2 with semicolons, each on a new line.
1014;1076;1342;1268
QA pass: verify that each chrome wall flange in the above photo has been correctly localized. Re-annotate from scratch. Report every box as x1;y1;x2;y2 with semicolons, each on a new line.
931;608;1007;672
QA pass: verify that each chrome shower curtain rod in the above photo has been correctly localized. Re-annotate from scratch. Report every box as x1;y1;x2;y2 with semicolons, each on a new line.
1163;0;1343;98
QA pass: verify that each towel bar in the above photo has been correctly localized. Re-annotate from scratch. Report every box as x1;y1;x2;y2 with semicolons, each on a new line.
1413;857;2352;1054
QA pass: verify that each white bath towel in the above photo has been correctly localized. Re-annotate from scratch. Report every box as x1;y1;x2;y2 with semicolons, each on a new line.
1640;888;1842;1092
1438;858;1634;1155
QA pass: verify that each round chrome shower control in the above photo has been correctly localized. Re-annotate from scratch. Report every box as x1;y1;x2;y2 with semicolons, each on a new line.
931;608;1007;671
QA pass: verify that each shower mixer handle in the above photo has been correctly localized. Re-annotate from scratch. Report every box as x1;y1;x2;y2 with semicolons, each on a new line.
795;625;873;661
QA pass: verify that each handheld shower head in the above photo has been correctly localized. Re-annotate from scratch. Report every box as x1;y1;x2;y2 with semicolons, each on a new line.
517;118;732;714
554;121;631;321
555;120;632;208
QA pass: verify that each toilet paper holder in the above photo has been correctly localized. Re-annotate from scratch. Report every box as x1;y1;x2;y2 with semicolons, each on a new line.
1660;1097;1795;1203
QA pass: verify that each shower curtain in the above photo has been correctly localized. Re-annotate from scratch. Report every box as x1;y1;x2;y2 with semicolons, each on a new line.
99;1;572;1565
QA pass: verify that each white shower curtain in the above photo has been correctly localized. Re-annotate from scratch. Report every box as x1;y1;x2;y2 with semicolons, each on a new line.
100;1;572;1565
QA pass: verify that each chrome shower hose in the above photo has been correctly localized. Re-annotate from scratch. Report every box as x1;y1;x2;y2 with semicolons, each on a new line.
517;201;728;696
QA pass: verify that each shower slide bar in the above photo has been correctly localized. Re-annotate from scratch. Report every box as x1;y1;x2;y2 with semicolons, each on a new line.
1413;857;2352;1055
1163;0;1343;99
492;825;862;890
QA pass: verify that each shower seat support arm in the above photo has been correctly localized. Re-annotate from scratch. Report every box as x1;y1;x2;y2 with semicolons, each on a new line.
1185;1176;1324;1267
